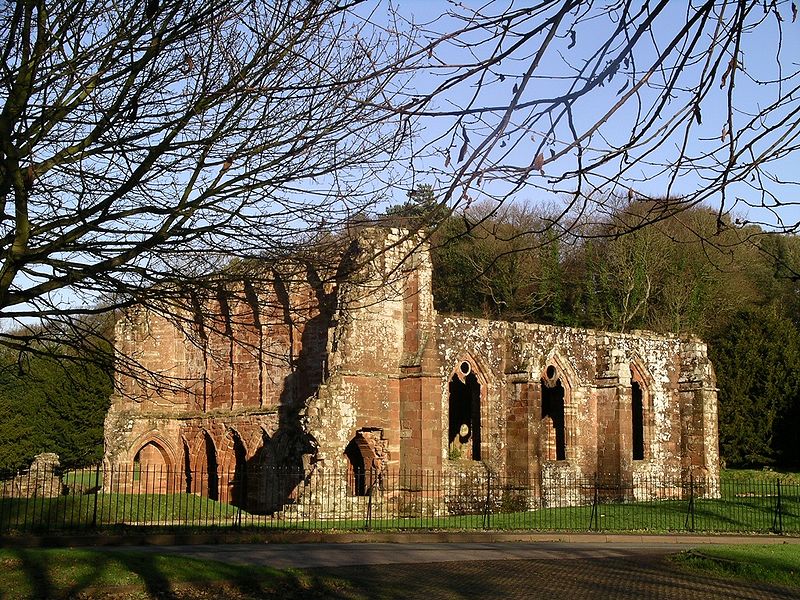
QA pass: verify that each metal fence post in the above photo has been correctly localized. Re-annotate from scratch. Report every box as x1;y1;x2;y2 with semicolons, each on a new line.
589;474;599;531
684;474;695;531
483;471;492;530
365;468;374;531
772;478;783;535
91;464;100;529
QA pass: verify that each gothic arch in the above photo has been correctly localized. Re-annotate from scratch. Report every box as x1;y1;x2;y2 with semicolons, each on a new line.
446;352;489;462
251;426;276;468
129;435;177;494
180;435;192;494
537;350;578;396
218;427;249;508
629;356;655;462
128;433;178;468
219;427;249;470
344;430;383;496
536;351;577;462
189;429;220;500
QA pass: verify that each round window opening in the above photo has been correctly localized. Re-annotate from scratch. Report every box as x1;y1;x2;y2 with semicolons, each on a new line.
459;361;471;375
545;365;557;379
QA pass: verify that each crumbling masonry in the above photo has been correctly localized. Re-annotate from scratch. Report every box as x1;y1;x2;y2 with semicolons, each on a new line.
104;229;719;512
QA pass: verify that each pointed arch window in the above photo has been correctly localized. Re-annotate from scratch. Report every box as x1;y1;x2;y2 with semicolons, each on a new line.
448;361;481;461
540;362;571;462
629;362;652;462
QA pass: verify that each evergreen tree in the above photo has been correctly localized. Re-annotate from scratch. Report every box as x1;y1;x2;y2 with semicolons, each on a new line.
0;344;112;475
709;307;800;467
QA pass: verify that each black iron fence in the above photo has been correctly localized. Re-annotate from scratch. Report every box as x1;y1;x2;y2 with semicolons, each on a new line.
0;464;797;535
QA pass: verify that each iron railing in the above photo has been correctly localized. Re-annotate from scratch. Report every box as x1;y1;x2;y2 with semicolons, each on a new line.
0;465;796;535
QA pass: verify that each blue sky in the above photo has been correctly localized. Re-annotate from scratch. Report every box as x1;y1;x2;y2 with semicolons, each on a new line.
378;1;800;232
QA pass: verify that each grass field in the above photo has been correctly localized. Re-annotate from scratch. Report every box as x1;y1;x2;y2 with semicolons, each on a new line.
672;544;800;589
0;492;240;531
1;469;798;534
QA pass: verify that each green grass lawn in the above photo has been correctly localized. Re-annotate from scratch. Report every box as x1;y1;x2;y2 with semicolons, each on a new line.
62;469;102;489
721;469;800;484
672;544;800;589
0;492;240;532
0;548;353;599
2;469;798;534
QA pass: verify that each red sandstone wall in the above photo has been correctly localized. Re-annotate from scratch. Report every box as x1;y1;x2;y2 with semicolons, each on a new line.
105;267;330;508
105;229;720;508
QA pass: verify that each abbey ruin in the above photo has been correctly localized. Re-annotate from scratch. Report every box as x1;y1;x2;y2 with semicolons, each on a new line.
103;229;720;512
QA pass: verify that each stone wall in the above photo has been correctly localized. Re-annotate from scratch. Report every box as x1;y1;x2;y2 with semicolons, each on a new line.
104;262;329;511
105;228;720;512
1;453;63;499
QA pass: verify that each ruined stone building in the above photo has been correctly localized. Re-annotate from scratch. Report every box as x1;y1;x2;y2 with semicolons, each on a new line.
104;229;719;511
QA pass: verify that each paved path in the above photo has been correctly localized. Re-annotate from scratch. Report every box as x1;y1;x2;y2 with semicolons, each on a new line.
113;541;713;569
307;554;800;599
107;541;800;599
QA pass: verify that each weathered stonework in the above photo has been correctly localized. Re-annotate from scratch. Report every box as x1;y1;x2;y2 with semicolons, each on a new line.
1;453;63;499
105;228;719;511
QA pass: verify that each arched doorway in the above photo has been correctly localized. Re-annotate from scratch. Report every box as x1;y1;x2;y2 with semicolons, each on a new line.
191;431;220;500
344;430;382;496
182;440;192;494
133;440;173;494
204;431;219;501
230;431;248;509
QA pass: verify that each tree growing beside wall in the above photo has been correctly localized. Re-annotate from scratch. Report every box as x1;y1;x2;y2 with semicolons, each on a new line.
425;198;800;468
5;1;800;353
4;1;800;472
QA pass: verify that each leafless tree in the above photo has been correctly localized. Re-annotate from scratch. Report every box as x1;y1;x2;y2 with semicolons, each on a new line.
5;0;800;356
401;1;800;247
0;0;415;353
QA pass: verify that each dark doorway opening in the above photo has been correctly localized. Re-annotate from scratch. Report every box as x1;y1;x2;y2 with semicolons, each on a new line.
345;431;380;496
231;432;248;509
345;437;367;496
183;441;192;494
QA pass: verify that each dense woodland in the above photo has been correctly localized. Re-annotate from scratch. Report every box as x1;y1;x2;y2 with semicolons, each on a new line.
1;191;799;475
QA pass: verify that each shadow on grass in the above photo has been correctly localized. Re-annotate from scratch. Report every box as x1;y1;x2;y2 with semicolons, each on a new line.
3;549;357;599
673;546;800;590
14;548;54;599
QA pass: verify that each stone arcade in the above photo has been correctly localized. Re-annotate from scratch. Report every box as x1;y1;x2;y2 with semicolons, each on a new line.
104;229;719;512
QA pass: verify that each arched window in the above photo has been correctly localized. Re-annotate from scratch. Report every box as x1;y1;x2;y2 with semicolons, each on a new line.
448;361;481;461
632;380;645;460
541;364;567;461
629;361;652;462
